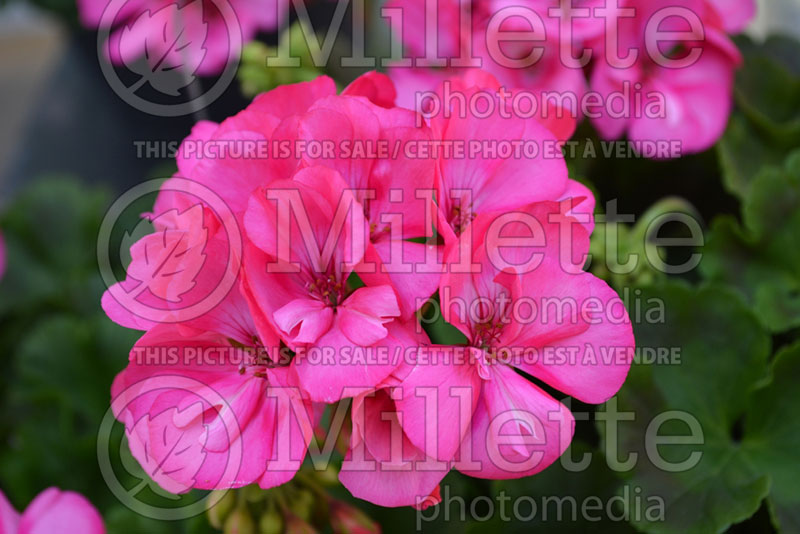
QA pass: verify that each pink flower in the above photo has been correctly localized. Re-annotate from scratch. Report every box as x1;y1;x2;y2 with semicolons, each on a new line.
242;165;422;402
0;487;105;534
425;73;593;242
101;72;636;507
440;200;634;478
338;200;633;505
589;0;752;156
79;0;287;75
111;324;315;491
385;0;588;118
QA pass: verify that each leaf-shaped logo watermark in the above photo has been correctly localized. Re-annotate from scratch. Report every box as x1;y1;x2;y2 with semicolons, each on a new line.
128;402;208;494
119;1;208;96
99;178;242;325
99;374;243;520
97;0;243;115
125;204;208;303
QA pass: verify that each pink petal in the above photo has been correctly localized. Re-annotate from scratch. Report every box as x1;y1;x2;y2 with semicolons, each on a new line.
274;298;334;345
455;364;574;479
706;0;755;33
19;488;104;534
588;60;640;141
558;179;596;234
437;103;569;222
338;285;401;346
628;42;736;156
393;346;482;462
292;319;411;403
248;76;338;121
0;489;20;534
339;390;448;507
342;72;398;108
358;239;442;319
510;273;635;404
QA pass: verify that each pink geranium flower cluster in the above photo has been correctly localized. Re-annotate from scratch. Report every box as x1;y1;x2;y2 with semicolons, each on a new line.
104;72;634;507
386;0;755;157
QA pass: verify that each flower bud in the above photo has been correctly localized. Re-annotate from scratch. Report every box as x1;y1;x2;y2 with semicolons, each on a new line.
259;501;284;534
330;501;380;534
224;507;256;534
289;489;315;522
313;464;340;487
285;514;318;534
206;490;236;529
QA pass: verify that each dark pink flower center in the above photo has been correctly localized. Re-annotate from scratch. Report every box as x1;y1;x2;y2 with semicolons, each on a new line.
472;321;506;352
307;274;347;308
449;203;476;236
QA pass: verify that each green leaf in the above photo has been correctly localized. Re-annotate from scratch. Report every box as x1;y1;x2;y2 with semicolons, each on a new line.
716;36;800;200
0;177;109;317
717;112;792;199
601;282;772;534
734;35;800;141
742;343;800;534
0;314;138;508
702;151;800;332
475;442;638;533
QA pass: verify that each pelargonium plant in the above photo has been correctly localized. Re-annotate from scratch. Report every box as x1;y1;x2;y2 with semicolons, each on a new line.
103;70;635;515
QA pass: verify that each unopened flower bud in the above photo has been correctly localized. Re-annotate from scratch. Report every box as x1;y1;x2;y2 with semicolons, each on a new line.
314;464;340;486
285;514;318;534
330;500;380;534
224;507;256;534
259;501;284;534
289;489;315;522
206;490;236;529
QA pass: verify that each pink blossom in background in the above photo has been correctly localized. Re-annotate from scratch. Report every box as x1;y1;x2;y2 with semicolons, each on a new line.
78;0;287;75
0;487;105;534
589;0;752;156
385;0;590;117
386;0;755;158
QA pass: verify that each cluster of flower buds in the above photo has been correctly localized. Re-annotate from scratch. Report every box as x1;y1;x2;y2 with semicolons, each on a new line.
206;466;379;534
